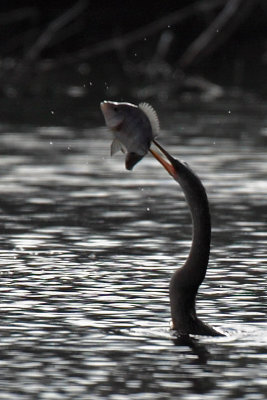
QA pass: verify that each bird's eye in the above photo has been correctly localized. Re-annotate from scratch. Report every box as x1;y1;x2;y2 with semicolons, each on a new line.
113;107;118;112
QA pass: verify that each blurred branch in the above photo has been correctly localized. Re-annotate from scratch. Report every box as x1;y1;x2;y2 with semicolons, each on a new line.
154;31;174;61
15;0;88;75
58;0;226;65
178;0;256;68
42;18;86;50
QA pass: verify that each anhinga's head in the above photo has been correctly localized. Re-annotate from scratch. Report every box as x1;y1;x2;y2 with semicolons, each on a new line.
150;140;180;181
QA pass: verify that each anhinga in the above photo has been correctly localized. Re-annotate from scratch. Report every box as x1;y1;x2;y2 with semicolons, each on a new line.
150;140;222;336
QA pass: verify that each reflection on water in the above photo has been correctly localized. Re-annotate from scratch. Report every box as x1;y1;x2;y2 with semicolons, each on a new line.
0;101;266;399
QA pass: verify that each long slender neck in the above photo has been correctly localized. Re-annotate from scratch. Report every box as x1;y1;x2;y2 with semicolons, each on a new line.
169;159;215;335
178;161;211;284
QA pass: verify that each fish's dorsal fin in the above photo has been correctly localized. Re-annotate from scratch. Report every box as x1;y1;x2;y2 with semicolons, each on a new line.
138;102;160;137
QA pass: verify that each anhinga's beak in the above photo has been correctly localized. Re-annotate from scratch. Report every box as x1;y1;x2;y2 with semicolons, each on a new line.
149;140;178;180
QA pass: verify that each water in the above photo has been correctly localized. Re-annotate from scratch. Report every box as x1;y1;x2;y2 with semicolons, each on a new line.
0;100;266;399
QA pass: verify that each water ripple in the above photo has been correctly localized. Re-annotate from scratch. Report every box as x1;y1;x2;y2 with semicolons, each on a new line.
0;108;266;399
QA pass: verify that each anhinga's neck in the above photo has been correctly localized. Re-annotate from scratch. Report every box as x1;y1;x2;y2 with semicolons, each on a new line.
177;160;211;284
168;159;218;336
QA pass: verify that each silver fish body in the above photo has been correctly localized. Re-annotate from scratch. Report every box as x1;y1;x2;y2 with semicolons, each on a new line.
100;100;159;170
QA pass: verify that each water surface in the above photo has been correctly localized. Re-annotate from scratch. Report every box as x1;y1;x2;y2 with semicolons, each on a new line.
0;101;266;399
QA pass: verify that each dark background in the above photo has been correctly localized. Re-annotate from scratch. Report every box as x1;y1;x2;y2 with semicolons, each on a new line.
1;0;267;125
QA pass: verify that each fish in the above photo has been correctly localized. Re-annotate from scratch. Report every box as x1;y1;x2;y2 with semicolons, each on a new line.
100;100;159;170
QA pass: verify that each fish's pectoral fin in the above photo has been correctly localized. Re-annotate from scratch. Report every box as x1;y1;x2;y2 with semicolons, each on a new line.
111;138;122;156
120;144;127;154
111;139;127;156
138;102;160;137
